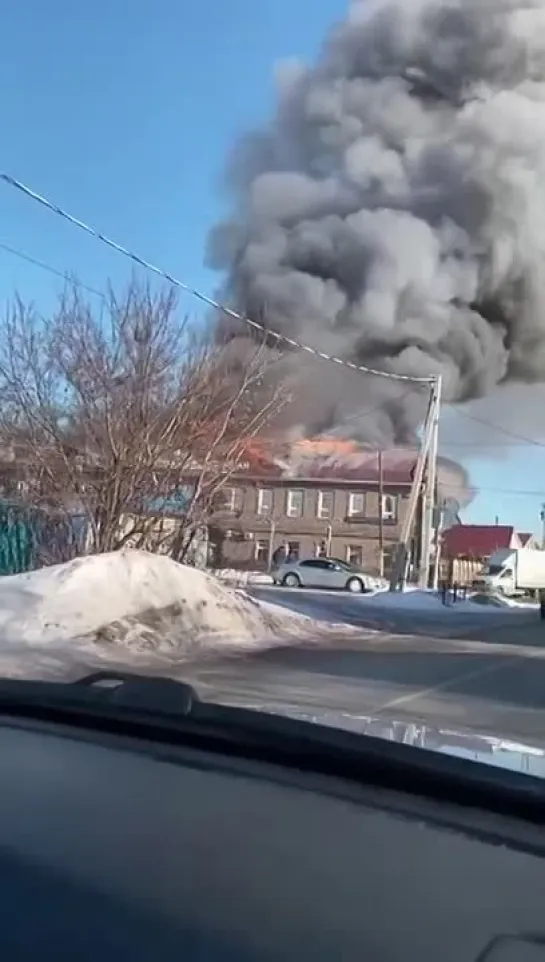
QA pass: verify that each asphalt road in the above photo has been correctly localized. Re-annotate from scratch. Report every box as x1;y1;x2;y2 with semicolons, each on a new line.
183;588;545;746
248;585;525;637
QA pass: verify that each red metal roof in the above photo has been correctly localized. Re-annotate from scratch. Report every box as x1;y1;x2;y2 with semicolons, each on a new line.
231;441;417;483
293;450;416;483
186;437;464;493
442;524;515;559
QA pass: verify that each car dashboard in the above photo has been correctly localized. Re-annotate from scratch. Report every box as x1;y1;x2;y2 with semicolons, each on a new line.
1;690;545;960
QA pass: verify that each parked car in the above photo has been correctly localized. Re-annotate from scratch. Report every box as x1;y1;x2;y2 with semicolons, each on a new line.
272;557;372;592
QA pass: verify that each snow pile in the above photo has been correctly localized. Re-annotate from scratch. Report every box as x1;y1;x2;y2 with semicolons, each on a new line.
0;550;359;654
366;576;390;594
213;569;274;587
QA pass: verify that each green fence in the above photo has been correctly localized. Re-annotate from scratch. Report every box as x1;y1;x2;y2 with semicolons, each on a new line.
0;502;36;575
0;502;86;576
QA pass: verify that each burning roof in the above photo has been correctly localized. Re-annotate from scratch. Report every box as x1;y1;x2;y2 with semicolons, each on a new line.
235;437;413;481
235;437;471;504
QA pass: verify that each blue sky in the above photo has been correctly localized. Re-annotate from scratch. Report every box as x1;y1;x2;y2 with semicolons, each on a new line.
1;0;544;536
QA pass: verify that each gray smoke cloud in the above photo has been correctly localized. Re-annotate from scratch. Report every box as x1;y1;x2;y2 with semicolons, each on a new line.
207;0;545;447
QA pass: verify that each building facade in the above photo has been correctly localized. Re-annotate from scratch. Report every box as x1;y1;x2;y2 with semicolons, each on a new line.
209;470;413;574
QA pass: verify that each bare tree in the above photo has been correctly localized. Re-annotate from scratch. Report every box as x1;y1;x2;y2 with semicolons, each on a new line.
0;280;288;563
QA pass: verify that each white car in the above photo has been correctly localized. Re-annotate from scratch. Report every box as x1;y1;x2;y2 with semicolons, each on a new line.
272;557;371;592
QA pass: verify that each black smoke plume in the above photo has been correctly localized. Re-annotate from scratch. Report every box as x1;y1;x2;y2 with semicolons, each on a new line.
208;0;545;453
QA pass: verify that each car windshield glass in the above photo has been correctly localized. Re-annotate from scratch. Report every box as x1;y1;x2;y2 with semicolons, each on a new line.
2;0;543;790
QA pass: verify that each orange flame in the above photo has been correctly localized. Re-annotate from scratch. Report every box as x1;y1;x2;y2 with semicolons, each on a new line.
239;436;361;465
291;438;358;456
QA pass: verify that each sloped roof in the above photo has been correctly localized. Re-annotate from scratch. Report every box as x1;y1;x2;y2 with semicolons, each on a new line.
233;440;416;483
293;449;416;483
190;437;467;496
442;524;515;559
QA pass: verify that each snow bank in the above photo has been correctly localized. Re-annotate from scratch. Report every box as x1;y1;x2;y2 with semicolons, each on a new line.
0;550;359;654
213;569;274;587
366;576;389;593
362;588;519;615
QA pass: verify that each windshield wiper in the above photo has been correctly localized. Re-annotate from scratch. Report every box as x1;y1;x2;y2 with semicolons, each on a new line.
0;671;203;731
76;670;198;714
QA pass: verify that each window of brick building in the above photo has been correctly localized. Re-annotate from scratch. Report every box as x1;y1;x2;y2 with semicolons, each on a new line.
348;492;365;517
254;539;270;564
287;540;300;560
381;494;397;520
257;488;273;516
224;487;243;512
317;490;333;519
287;490;304;518
346;545;363;566
382;545;396;574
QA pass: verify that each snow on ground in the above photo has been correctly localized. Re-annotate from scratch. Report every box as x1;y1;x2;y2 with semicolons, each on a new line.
259;583;527;618
213;569;274;587
366;576;390;593
360;587;525;615
0;551;366;681
478;592;539;610
0;554;533;684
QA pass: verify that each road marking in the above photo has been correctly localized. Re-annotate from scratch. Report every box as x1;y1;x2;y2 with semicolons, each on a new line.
372;654;513;714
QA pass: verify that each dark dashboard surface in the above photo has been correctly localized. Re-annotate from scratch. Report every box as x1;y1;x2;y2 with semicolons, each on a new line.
1;715;545;961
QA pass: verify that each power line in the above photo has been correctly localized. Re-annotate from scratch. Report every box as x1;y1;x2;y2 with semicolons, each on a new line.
0;237;429;417
441;441;536;448
446;484;545;498
448;408;545;450
0;239;429;439
0;252;536;496
4;171;545;455
320;383;429;433
0;238;427;455
0;239;435;446
0;171;434;386
0;240;104;300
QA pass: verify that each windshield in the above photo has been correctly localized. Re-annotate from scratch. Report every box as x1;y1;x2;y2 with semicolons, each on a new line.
2;0;544;786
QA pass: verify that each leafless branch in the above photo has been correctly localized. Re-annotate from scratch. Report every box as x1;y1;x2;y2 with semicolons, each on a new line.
0;279;289;565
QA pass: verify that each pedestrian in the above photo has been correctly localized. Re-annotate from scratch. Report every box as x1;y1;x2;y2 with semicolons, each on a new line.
272;544;287;568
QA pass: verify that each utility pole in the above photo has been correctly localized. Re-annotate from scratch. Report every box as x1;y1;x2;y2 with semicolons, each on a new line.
540;504;545;550
389;384;435;591
419;463;428;584
419;375;442;589
389;375;442;592
431;500;445;590
266;518;276;572
378;449;384;578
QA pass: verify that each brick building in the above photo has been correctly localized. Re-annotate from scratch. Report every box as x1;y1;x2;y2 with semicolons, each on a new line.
208;445;421;574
